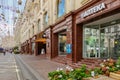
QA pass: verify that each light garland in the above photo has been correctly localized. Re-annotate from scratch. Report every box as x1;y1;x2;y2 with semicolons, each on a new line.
0;4;18;13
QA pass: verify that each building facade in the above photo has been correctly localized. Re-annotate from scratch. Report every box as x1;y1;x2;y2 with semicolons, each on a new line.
15;0;120;63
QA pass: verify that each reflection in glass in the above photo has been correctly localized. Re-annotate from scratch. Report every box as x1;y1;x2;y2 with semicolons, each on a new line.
57;0;65;17
84;23;120;59
58;32;67;55
84;26;99;58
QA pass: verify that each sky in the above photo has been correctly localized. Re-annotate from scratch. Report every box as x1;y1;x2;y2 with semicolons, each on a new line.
0;0;26;47
0;0;26;38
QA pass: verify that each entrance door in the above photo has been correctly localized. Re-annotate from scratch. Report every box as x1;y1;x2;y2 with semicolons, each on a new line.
84;25;100;58
84;24;120;59
100;24;120;59
58;32;67;55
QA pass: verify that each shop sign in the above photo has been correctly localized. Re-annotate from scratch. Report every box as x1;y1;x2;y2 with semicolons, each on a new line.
81;3;106;18
66;44;72;54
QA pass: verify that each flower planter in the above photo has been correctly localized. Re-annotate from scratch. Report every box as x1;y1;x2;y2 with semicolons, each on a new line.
110;71;120;80
83;75;114;80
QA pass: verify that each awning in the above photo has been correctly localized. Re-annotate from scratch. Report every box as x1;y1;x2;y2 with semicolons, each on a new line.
35;38;46;43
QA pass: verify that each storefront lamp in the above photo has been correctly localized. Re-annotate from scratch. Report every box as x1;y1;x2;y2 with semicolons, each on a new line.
42;33;46;38
115;41;118;44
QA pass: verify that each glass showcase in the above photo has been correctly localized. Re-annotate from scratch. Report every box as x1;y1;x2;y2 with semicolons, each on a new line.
83;22;120;59
58;32;67;55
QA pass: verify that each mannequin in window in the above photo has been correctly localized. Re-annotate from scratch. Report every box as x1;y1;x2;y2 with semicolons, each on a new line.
90;49;95;57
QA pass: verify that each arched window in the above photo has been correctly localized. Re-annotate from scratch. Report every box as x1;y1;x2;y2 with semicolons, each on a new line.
57;0;65;17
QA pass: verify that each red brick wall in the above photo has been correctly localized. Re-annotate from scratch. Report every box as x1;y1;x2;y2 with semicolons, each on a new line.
45;28;52;59
76;0;120;24
73;0;120;62
51;14;73;59
51;33;58;58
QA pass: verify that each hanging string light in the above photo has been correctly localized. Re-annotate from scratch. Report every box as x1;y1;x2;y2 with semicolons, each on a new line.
18;0;22;5
0;4;18;13
16;9;20;13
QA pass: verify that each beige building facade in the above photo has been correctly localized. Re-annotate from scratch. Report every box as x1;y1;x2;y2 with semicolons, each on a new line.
16;0;89;54
15;0;120;64
19;0;91;43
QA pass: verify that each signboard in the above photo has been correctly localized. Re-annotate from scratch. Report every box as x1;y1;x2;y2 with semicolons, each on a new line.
66;44;72;54
81;3;106;18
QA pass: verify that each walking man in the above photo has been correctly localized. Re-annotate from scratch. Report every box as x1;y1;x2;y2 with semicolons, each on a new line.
3;49;6;56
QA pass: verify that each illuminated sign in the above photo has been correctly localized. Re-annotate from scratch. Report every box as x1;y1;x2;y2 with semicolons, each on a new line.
81;3;106;18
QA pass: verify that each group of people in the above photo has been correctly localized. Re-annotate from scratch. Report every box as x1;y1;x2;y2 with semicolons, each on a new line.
3;49;13;56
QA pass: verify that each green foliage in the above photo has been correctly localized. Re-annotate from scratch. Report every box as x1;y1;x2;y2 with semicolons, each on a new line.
68;64;91;80
14;46;18;50
109;67;118;72
48;64;91;80
48;70;67;80
48;58;120;80
13;46;20;54
116;57;120;66
93;67;103;75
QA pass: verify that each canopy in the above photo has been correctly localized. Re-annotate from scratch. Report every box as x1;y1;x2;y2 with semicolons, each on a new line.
35;38;46;43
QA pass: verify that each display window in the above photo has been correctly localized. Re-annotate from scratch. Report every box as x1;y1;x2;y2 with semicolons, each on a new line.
83;19;120;59
58;32;67;55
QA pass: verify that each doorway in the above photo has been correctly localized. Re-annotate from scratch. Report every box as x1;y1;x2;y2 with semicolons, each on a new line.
83;25;100;58
100;24;120;59
83;22;120;59
58;31;67;55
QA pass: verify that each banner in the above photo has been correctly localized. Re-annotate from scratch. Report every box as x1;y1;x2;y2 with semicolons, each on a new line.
66;44;72;54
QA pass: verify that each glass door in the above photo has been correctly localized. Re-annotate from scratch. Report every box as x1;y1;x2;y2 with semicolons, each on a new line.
58;32;67;55
83;25;100;58
100;28;109;58
100;24;120;59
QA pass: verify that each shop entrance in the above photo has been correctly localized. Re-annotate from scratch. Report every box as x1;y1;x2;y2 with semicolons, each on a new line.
84;23;120;59
58;31;67;55
84;25;100;58
83;13;120;59
100;24;120;59
37;42;46;55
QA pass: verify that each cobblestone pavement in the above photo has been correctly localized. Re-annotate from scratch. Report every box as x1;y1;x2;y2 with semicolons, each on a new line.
0;53;18;80
18;54;67;80
0;53;116;80
18;54;117;80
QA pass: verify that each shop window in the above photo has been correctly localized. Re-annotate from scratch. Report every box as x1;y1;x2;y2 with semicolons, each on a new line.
57;0;65;17
83;22;120;59
83;26;100;58
58;31;67;55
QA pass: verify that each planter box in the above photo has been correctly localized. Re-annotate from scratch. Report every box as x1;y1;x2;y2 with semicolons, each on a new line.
83;75;115;80
110;71;120;80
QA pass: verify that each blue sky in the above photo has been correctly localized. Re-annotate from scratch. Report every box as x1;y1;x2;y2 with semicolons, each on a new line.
0;0;26;37
0;0;26;26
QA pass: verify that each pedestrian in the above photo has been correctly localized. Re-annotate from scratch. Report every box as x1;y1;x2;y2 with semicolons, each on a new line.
10;49;13;54
3;50;6;56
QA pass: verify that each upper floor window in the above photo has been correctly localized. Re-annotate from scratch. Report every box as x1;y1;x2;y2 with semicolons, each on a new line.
32;0;34;2
43;0;47;5
29;30;30;38
32;26;34;35
44;12;48;25
38;19;40;32
57;0;65;17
